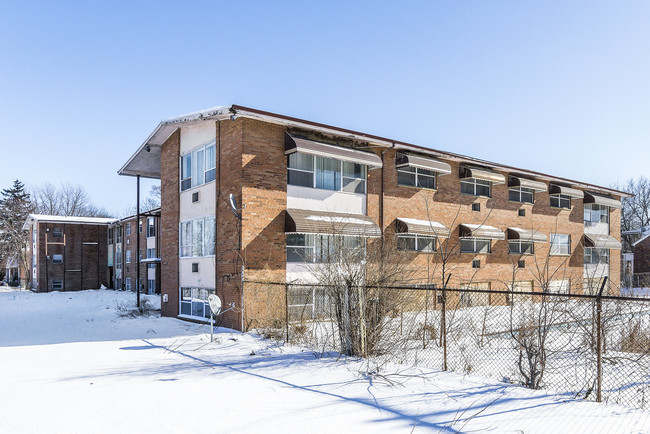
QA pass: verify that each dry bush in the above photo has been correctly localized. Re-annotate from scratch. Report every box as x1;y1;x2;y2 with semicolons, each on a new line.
620;322;650;354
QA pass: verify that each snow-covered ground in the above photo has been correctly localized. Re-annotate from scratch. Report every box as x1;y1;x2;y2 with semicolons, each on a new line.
0;289;648;433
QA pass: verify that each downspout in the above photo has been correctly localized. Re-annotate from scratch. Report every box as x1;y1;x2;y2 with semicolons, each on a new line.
379;143;396;237
215;120;221;316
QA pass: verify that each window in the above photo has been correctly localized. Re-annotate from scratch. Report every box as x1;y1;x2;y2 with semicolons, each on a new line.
287;234;365;263
548;280;570;294
471;203;480;212
508;240;534;255
52;280;63;290
397;234;436;252
125;278;132;291
147;248;156;259
518;260;526;268
179;216;216;257
147;279;155;294
550;194;571;209
146;218;155;237
116;226;122;243
472;259;481;269
584;204;609;225
550;233;570;255
52;254;63;264
139;220;142;233
192;262;199;272
138;249;142;262
397;166;436;190
518;209;526;217
509;187;534;204
126;250;132;263
461;178;491;197
287;152;367;194
180;287;215;319
108;228;114;244
52;228;63;238
584;247;609;265
181;141;217;191
460;238;491;254
126;223;131;236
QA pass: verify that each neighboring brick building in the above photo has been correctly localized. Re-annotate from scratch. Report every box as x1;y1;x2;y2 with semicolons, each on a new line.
108;209;161;294
632;232;650;287
23;215;114;292
119;105;630;330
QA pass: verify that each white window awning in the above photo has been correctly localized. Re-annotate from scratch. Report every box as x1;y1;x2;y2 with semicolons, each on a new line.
396;217;451;238
459;223;505;240
549;184;584;199
584;192;621;209
396;153;452;175
285;208;381;238
584;233;621;250
508;175;547;192
507;227;547;243
285;134;382;168
460;166;506;184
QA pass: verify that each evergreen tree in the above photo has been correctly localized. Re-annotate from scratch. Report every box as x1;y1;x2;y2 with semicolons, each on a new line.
0;180;34;288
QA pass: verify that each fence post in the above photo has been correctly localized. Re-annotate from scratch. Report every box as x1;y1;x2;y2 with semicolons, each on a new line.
596;277;608;403
285;283;290;344
442;275;451;371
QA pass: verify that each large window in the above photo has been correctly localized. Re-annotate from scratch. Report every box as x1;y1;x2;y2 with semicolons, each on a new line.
397;166;436;190
460;238;491;254
584;247;609;265
181;141;217;191
584;204;609;225
550;194;571;209
180;216;216;257
125;250;132;264
287;234;364;263
397;234;436;252
550;233;570;255
509;187;534;204
461;178;491;197
508;240;534;255
180;287;215;319
287;152;367;194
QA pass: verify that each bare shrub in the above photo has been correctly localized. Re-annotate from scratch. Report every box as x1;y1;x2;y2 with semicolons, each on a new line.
116;298;158;318
620;322;650;354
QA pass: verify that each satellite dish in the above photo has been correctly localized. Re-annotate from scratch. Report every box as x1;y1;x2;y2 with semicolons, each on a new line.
229;193;242;219
208;294;222;315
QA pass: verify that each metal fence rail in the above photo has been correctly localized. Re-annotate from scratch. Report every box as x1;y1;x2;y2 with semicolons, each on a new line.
243;280;650;411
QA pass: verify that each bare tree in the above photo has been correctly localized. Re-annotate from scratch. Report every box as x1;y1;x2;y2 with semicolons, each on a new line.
612;176;650;250
30;182;112;217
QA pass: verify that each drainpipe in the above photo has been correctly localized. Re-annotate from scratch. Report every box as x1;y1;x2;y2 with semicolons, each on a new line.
136;175;141;309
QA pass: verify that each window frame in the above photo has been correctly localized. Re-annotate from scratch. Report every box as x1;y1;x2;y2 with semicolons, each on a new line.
509;186;535;204
52;254;63;264
179;215;216;258
146;217;156;237
180;141;217;192
550;194;571;209
460;178;492;197
52;228;63;238
397;233;437;252
126;222;131;236
584;204;609;225
287;152;367;194
179;287;215;319
125;249;132;264
286;233;365;263
397;165;437;190
508;240;535;255
584;247;609;265
550;233;571;255
460;238;492;254
52;280;63;290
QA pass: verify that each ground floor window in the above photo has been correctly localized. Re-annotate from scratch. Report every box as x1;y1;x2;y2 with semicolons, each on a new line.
286;234;365;263
147;279;155;294
180;287;215;319
125;278;132;291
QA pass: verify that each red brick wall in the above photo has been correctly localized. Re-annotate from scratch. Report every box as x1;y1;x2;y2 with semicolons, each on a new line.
160;129;180;317
634;236;650;275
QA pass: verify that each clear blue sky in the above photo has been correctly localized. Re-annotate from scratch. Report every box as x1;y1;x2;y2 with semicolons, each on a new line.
1;1;649;214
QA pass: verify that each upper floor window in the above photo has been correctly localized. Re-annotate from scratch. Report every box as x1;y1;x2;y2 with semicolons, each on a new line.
550;194;571;209
287;234;365;263
584;247;609;265
461;178;491;197
397;233;436;252
460;238;491;254
126;223;131;236
584;204;609;225
181;141;217;191
108;228;114;244
397;166;436;190
146;217;156;237
287;152;367;194
52;228;63;238
147;248;156;259
126;250;132;264
508;240;534;255
550;233;570;255
180;216;216;257
509;187;534;204
116;226;122;243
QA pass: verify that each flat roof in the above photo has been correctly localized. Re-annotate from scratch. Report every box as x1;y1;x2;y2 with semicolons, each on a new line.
119;104;632;198
23;214;116;230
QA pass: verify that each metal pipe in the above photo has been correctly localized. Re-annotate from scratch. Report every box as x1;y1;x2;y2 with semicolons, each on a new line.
136;175;141;309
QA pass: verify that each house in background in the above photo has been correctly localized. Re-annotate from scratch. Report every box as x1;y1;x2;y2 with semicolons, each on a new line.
4;257;22;287
23;214;114;292
622;226;650;287
118;105;629;330
108;208;161;294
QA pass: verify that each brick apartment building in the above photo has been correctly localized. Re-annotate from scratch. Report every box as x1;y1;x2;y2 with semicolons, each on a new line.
108;208;161;294
119;105;630;330
631;230;650;287
23;215;114;292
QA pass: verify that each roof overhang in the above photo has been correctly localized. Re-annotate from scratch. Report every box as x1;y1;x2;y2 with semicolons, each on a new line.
507;227;547;243
459;166;506;184
285;133;382;168
508;175;547;193
459;223;505;240
396;217;451;238
23;214;116;230
395;153;452;175
584;233;622;250
549;184;584;199
584;192;621;209
285;208;381;238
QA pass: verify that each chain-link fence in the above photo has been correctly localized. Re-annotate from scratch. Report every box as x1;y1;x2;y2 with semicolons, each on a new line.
243;280;650;411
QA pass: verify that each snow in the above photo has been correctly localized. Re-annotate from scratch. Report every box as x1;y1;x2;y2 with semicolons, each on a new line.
0;289;648;433
24;213;117;227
